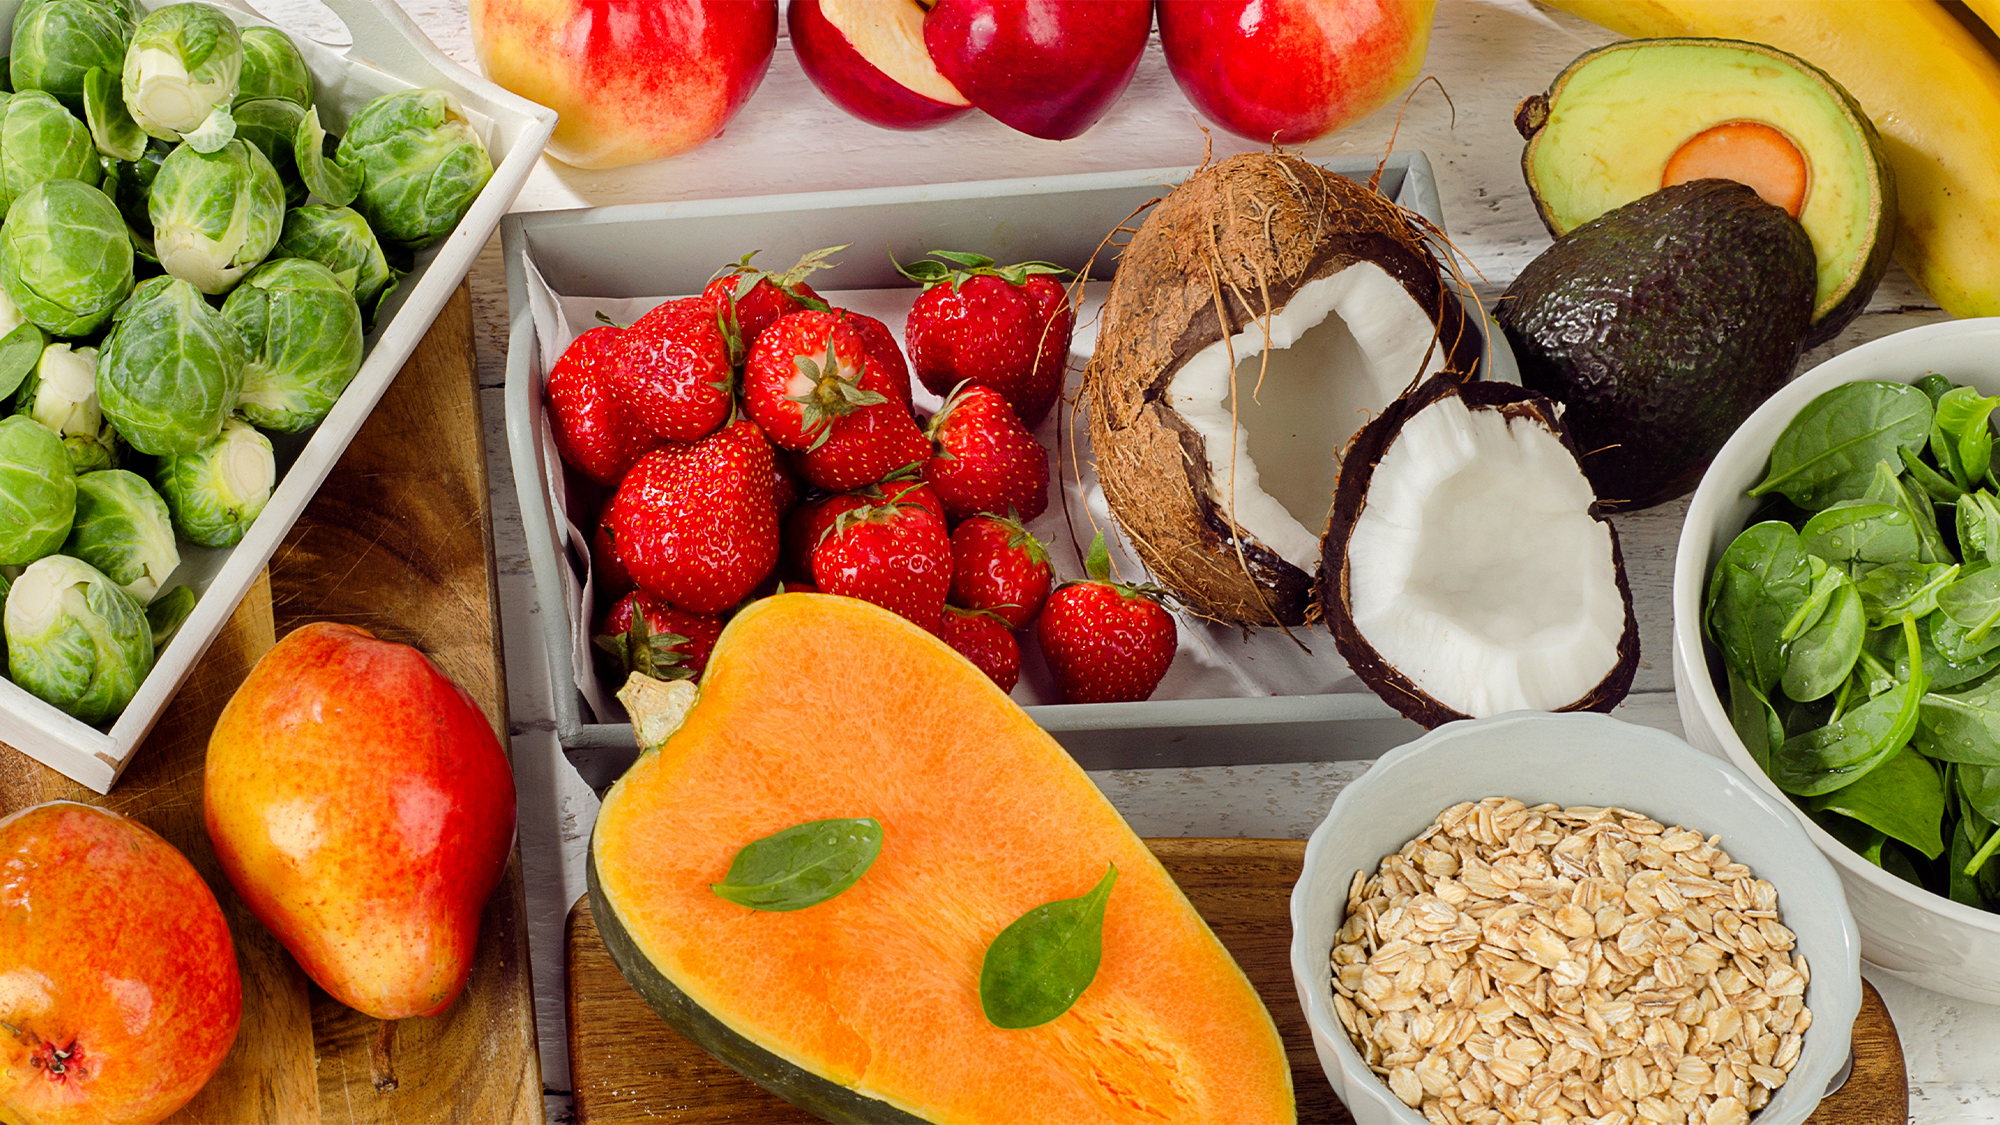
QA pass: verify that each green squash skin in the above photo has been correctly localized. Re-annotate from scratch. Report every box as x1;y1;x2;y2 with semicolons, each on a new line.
586;848;929;1125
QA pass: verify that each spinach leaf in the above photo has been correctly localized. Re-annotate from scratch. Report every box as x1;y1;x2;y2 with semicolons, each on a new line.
1949;816;1991;907
1800;500;1920;574
1749;381;1934;509
710;817;883;912
1960;762;2000;824
1932;385;2000;487
1814;808;1888;865
1916;373;1956;405
1707;523;1815;693
1959;490;2000;564
1782;576;1865;702
1781;557;1841;643
1862;462;1949;564
1771;617;1926;795
1880;840;1931;889
1857;562;1959;627
1903;445;1965;504
1726;662;1783;773
1916;678;2000;765
1938;565;2000;645
1932;604;2000;664
1809;744;1947;859
981;864;1117;1029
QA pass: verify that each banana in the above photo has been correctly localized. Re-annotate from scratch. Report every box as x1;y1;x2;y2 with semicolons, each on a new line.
1545;0;2000;319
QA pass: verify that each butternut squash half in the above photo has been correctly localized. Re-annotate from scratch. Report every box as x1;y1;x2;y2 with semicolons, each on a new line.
589;593;1295;1124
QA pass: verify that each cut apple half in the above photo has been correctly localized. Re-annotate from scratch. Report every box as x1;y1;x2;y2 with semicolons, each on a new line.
790;0;973;130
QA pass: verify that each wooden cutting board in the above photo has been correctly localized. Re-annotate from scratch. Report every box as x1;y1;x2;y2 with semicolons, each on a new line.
565;837;1907;1125
0;285;542;1124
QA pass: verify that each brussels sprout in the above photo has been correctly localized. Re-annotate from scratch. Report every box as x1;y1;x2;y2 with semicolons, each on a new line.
0;413;74;565
62;468;176;604
96;275;246;455
10;0;133;111
15;343;119;473
0;90;100;212
155;416;271;547
100;135;169;258
230;95;305;207
235;26;309;108
4;552;153;723
82;62;144;161
222;258;361;433
144;582;194;649
0;177;135;336
338;89;492;250
149;137;283;295
273;203;398;317
0;288;47;401
122;2;241;151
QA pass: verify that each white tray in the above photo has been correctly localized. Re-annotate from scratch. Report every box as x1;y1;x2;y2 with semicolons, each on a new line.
502;154;1515;788
0;0;557;792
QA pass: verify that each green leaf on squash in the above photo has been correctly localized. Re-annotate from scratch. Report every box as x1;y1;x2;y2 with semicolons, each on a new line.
981;863;1117;1030
710;817;883;912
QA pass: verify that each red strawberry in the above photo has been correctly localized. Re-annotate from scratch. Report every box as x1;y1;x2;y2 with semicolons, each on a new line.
770;450;804;516
611;420;780;613
941;606;1020;692
924;383;1050;522
783;477;940;581
1037;532;1176;704
836;308;913;409
547;326;653;486
899;251;1073;427
607;297;735;443
593;591;725;682
797;356;930;492
592;499;636;603
948;513;1053;629
742;310;882;450
810;493;952;634
701;245;840;347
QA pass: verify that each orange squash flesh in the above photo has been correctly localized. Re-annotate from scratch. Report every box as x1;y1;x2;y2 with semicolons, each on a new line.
591;593;1295;1124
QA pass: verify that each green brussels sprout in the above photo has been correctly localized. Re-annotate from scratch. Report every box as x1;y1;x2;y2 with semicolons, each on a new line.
0;177;135;336
339;89;492;250
96;275;246;456
15;343;119;473
0;89;100;212
235;26;309;108
273;203;398;318
155;416;271;547
100;136;170;260
230;96;305;207
144;582;194;650
0;287;48;401
122;2;241;151
10;0;133;111
222;258;361;433
62;468;177;604
149;137;283;295
82;61;145;162
4;552;153;723
0;413;74;565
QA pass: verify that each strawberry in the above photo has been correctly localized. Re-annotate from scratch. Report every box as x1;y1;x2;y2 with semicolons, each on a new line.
941;606;1020;691
770;450;804;516
591;498;636;603
899;250;1073;427
797;356;930;492
607;297;735;443
546;325;653;486
742;310;883;450
810;492;952;634
593;591;725;682
836;308;913;409
924;383;1050;522
701;245;840;347
786;477;943;581
1037;532;1177;704
611;420;780;613
948;513;1053;629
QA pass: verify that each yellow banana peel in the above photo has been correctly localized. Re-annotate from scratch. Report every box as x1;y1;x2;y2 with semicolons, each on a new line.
1544;0;2000;319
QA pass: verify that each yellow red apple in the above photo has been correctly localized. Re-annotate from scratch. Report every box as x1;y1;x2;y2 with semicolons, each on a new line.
470;0;779;169
924;0;1154;140
204;622;517;1021
791;0;973;129
0;802;240;1125
1158;0;1437;144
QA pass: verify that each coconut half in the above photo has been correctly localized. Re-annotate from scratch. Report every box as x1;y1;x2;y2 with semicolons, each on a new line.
1319;375;1637;726
1088;152;1483;626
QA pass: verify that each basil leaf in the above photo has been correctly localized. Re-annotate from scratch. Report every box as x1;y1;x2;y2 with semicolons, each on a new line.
1707;522;1816;693
1933;385;2000;487
1809;745;1946;859
1857;562;1959;627
1782;576;1865;703
981;864;1117;1029
1800;500;1920;575
710;817;883;912
1749;381;1933;509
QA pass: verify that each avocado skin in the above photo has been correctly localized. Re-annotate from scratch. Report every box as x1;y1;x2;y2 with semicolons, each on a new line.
1498;179;1815;511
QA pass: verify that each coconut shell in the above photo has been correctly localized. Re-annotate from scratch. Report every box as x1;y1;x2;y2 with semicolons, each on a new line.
1086;152;1484;626
1317;375;1639;728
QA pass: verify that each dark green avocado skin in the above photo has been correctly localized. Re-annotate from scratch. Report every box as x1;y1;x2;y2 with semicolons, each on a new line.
1497;179;1816;511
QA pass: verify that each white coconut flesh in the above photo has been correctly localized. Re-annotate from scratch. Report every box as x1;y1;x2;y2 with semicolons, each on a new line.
1347;393;1624;716
1166;262;1451;572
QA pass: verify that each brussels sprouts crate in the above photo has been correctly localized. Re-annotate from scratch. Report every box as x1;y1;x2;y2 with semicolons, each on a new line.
0;0;555;792
503;153;1523;788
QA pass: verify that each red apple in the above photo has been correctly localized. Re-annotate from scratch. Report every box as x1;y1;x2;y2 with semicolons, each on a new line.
470;0;778;168
1158;0;1437;144
790;0;974;129
0;802;240;1125
205;622;517;1021
924;0;1153;140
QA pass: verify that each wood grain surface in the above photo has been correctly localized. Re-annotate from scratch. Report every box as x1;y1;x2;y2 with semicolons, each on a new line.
0;284;540;1124
565;838;1907;1125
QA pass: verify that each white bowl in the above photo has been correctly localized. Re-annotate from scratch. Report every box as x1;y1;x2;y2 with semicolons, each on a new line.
1289;711;1861;1125
1673;317;2000;1004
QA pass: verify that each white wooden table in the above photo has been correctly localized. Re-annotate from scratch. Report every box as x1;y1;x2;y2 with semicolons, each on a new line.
282;0;2000;1119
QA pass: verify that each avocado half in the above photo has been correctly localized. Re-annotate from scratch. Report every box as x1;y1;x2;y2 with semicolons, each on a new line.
1518;37;1895;348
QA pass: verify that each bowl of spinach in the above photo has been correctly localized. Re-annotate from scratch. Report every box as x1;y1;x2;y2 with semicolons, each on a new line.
1675;317;2000;1005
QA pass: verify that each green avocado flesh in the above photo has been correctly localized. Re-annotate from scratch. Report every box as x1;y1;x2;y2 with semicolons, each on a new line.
1519;37;1894;347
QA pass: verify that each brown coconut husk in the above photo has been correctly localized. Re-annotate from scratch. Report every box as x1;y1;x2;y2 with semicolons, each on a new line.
1085;152;1484;627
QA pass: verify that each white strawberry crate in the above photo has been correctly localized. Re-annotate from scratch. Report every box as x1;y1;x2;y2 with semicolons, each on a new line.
0;0;556;792
503;154;1514;788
